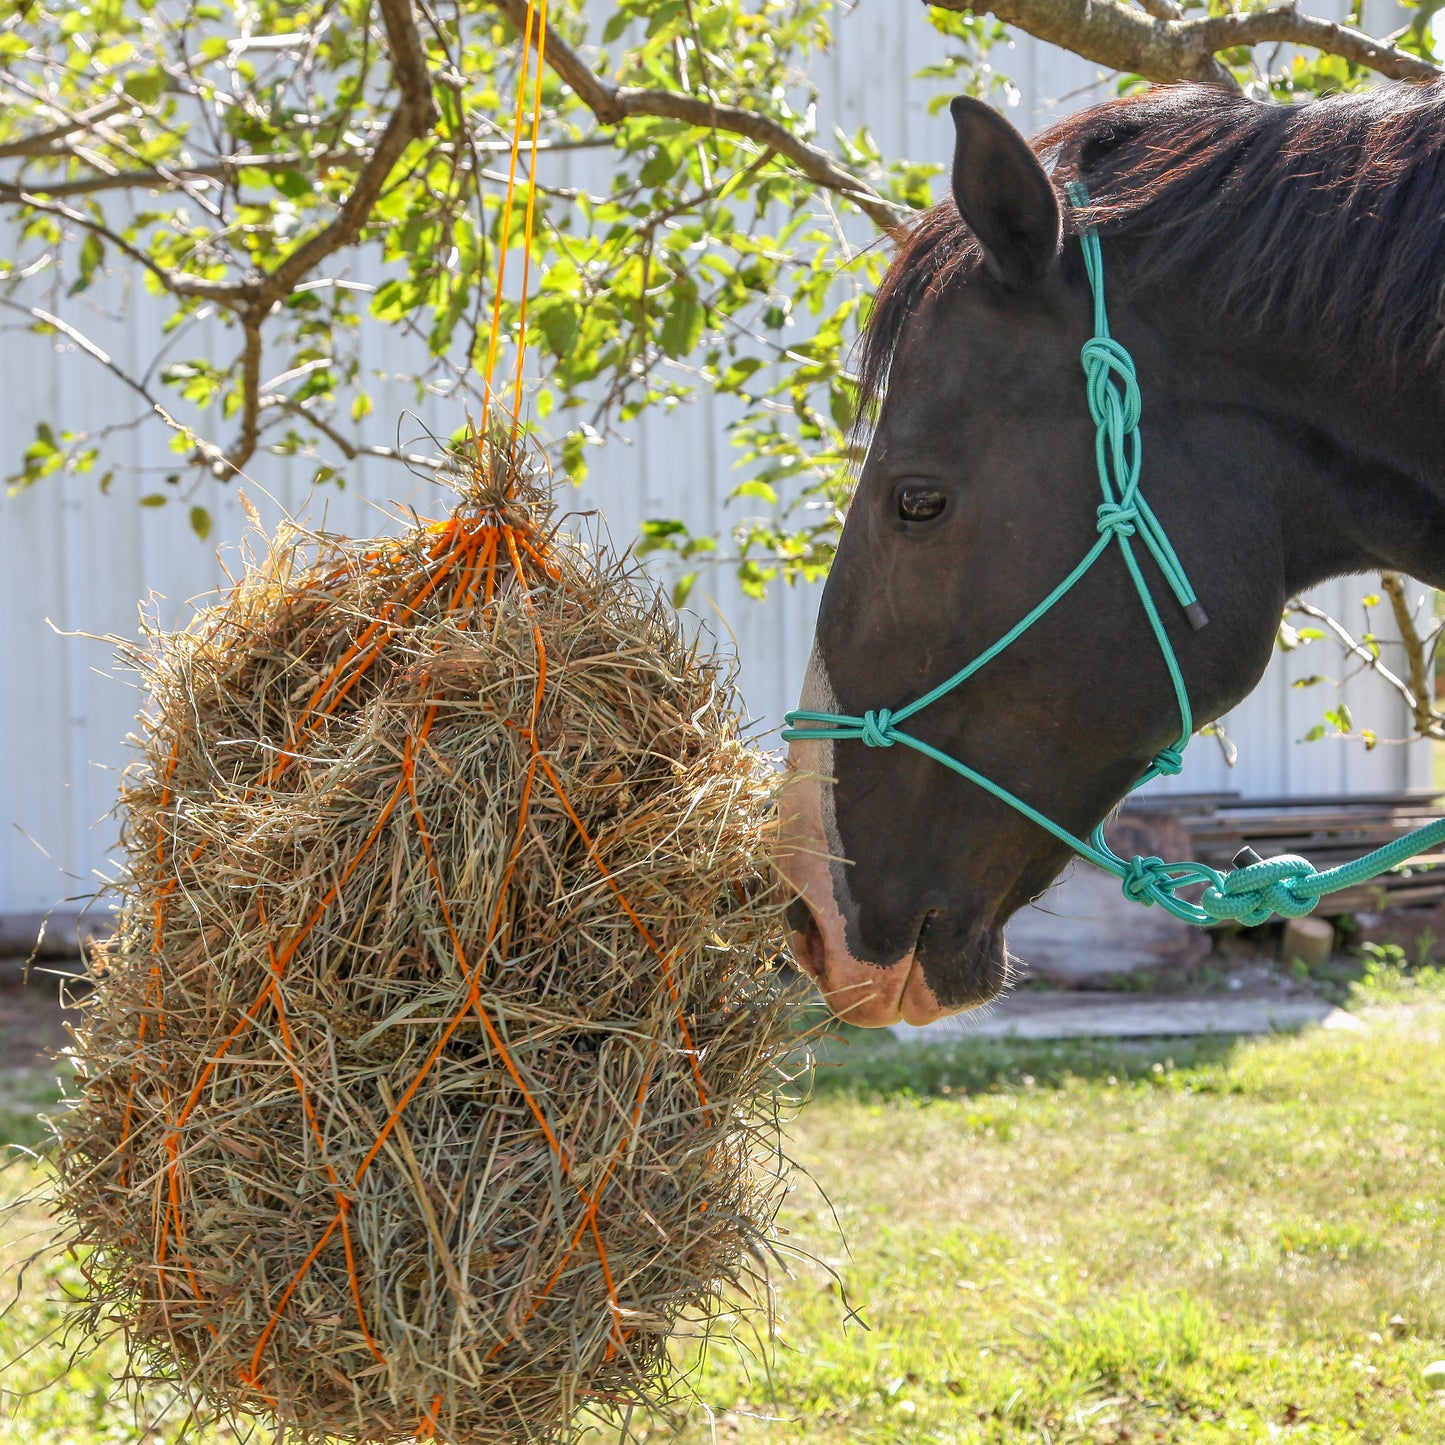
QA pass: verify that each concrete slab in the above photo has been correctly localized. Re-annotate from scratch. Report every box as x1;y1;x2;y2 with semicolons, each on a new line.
891;991;1364;1044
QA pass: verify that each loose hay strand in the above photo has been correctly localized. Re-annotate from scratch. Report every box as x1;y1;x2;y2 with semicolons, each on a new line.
51;438;797;1445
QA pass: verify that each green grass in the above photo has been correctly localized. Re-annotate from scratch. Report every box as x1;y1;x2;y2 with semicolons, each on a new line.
4;990;1445;1443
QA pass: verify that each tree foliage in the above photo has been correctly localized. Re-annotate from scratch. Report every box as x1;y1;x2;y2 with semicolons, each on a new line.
1;0;1441;647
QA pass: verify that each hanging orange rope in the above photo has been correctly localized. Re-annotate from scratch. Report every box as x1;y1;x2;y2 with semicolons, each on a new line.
479;0;549;437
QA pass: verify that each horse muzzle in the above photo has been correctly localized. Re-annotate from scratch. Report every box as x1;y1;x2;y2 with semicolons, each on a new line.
775;771;928;1025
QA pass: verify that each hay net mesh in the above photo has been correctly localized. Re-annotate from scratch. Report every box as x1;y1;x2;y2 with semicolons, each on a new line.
52;441;795;1445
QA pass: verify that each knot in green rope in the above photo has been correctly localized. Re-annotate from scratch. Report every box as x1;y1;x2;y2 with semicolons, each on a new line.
1121;855;1176;906
1080;334;1142;437
1096;501;1139;537
1201;855;1319;926
1151;745;1185;776
860;709;897;748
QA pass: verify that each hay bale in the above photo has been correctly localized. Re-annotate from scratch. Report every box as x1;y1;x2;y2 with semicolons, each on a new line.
51;443;793;1444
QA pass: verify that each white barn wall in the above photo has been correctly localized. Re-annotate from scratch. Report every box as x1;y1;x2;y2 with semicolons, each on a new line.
0;7;1433;917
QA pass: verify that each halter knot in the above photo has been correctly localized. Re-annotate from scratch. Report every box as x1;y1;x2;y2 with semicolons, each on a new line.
860;709;897;748
1151;745;1185;776
1120;855;1175;907
1080;335;1143;433
1096;501;1139;538
1201;854;1318;926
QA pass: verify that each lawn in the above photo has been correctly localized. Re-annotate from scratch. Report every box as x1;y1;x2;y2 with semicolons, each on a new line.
3;979;1444;1443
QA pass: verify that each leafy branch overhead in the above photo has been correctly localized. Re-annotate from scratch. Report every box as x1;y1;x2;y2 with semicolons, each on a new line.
2;0;1443;611
928;0;1439;86
1;0;912;547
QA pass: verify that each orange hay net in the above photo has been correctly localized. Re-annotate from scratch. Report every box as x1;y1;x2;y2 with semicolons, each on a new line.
91;6;745;1432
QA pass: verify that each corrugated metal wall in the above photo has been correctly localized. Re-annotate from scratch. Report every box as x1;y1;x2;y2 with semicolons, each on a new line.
0;6;1432;916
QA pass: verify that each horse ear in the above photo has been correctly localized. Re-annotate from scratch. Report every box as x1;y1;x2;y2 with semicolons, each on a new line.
949;95;1061;288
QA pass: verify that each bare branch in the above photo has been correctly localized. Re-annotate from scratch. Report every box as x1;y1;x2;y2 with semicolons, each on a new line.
0;97;126;160
1380;571;1445;740
1188;8;1440;83
927;0;1439;86
0;297;229;471
222;321;264;476
488;0;908;230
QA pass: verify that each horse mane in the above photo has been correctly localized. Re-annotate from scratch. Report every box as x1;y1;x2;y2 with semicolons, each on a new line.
857;81;1445;417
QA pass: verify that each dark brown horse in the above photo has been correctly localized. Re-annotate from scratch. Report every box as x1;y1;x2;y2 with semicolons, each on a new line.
780;83;1445;1026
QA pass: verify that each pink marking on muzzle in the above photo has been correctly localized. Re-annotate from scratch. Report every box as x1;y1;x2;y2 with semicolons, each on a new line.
777;768;950;1028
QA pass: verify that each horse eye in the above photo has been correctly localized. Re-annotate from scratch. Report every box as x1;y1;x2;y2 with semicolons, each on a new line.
897;483;947;522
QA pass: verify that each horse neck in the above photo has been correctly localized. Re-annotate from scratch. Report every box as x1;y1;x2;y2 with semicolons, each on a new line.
1160;303;1445;594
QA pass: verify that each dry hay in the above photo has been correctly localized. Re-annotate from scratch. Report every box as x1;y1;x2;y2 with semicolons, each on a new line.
49;442;796;1444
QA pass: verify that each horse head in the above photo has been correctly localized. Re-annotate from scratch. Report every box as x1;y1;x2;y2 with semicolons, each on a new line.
780;87;1445;1026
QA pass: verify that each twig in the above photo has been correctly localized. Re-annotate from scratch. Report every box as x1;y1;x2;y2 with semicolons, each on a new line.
0;297;228;470
1379;571;1445;740
0;97;127;160
1289;594;1444;741
488;0;907;230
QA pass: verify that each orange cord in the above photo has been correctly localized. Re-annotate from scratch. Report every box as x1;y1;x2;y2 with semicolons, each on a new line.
511;0;549;429
480;0;543;435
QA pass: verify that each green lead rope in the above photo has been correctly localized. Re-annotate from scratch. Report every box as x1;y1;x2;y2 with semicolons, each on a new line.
783;182;1445;929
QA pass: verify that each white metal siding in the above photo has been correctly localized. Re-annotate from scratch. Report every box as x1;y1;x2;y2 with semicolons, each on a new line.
0;8;1432;915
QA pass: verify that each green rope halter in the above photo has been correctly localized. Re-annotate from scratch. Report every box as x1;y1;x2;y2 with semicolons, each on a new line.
783;182;1445;928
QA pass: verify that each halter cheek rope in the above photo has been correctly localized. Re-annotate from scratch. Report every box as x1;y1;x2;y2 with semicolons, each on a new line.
783;182;1445;928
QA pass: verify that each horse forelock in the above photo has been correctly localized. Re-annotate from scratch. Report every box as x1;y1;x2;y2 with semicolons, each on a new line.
857;79;1445;422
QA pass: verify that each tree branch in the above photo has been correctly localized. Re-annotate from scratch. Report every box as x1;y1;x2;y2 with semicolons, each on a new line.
488;0;908;230
0;297;229;470
1188;7;1439;82
1379;571;1445;740
929;0;1230;84
0;97;126;160
223;321;264;476
927;0;1439;86
259;393;448;469
0;149;361;200
257;0;439;305
1290;594;1445;742
4;189;245;302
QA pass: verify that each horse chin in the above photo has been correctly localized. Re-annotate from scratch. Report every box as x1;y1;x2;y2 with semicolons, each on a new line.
912;912;1013;1015
785;895;988;1028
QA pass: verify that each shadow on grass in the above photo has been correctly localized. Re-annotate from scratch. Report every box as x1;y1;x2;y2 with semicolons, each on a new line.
787;1006;1245;1101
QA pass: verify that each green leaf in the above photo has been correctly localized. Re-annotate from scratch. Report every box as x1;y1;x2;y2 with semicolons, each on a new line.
189;505;212;540
672;571;698;608
658;276;703;358
273;170;312;200
139;493;168;507
1302;724;1327;742
67;232;105;297
730;479;778;503
121;67;167;105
